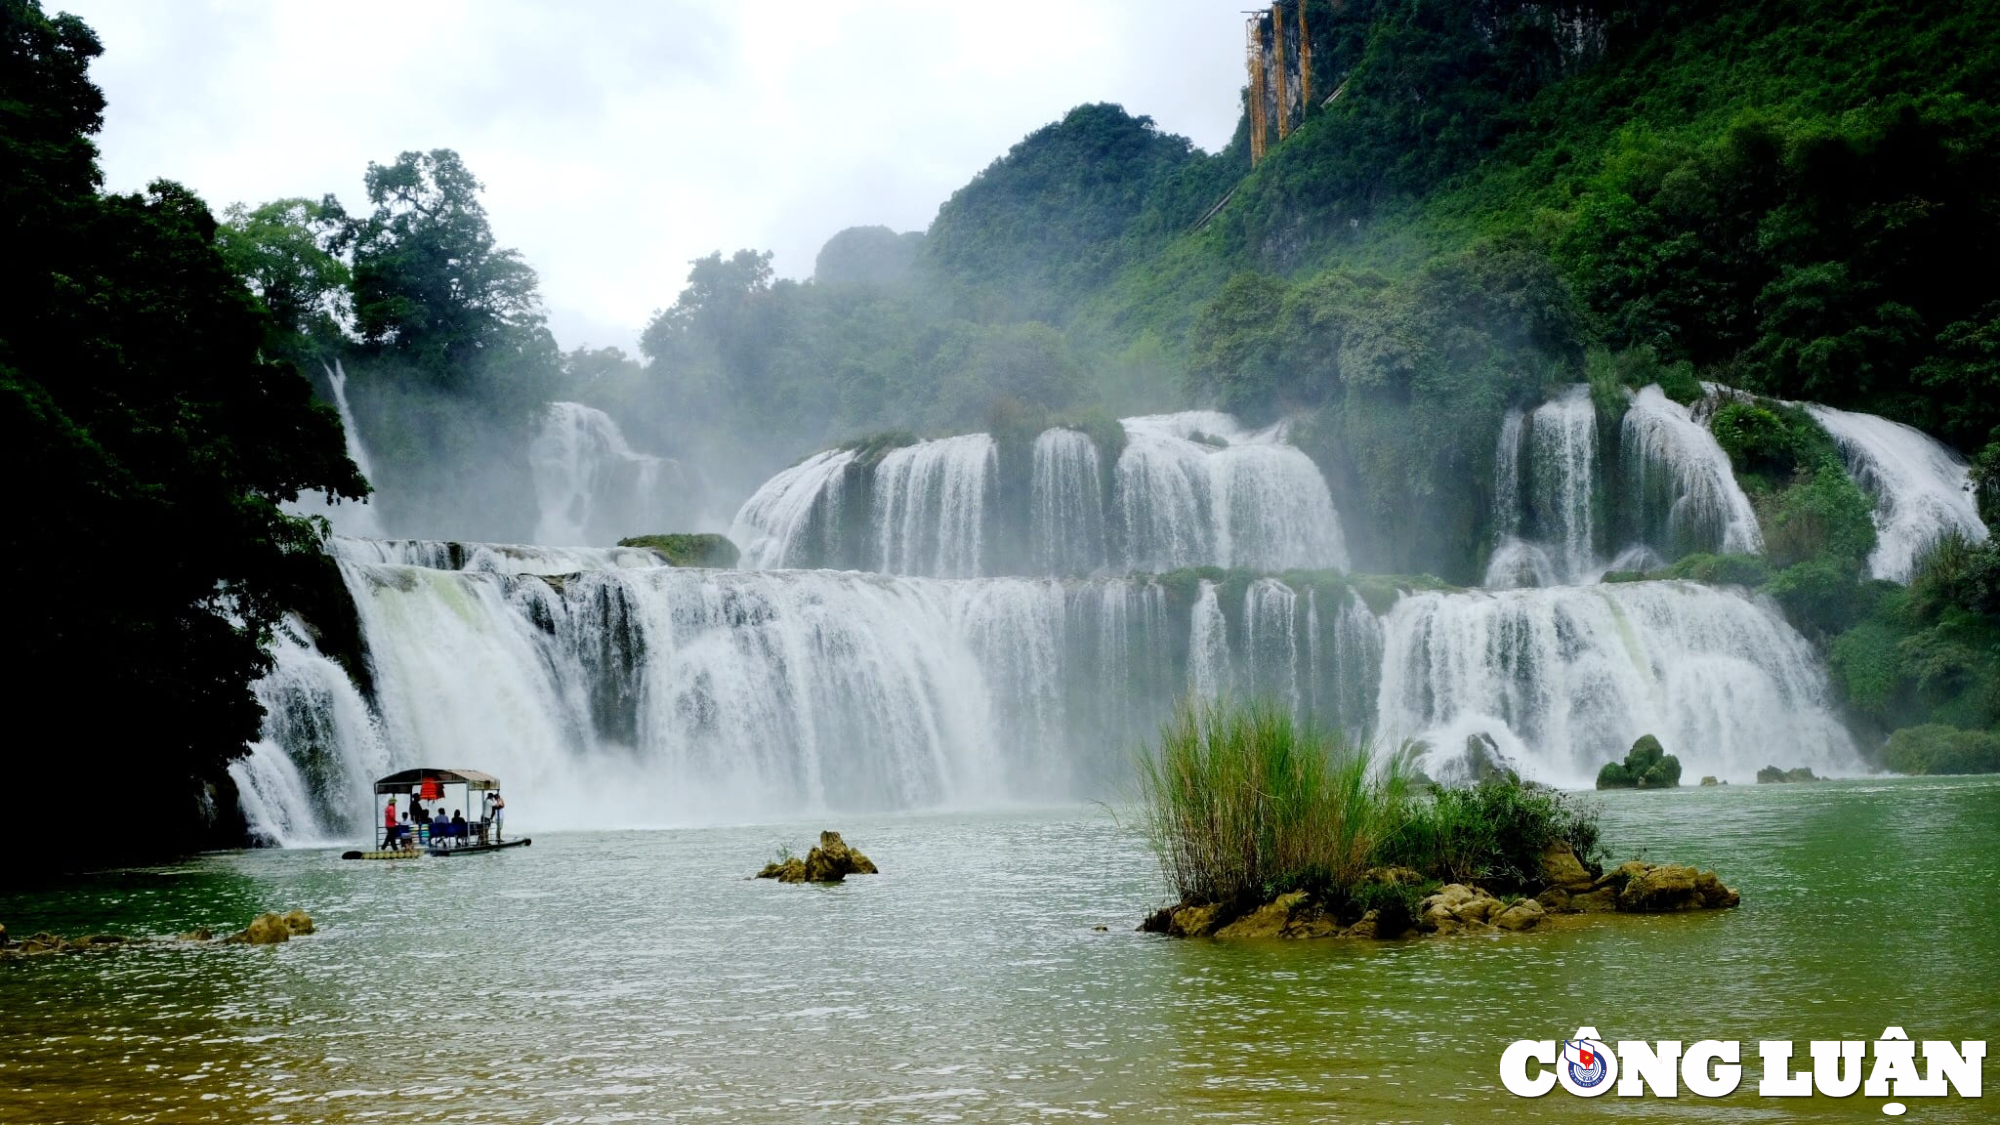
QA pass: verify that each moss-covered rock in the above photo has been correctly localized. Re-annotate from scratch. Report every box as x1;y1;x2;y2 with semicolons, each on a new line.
1756;765;1820;783
1595;734;1682;789
618;533;740;568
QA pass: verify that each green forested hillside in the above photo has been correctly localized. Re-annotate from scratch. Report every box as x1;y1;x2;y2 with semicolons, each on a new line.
596;1;1998;492
588;0;2000;759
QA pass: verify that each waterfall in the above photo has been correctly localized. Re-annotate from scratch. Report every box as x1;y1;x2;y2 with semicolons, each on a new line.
1493;408;1524;537
1486;388;1601;586
1376;581;1854;786
1188;580;1230;699
291;359;384;538
1805;403;1988;582
1623;385;1763;557
331;536;669;575
1529;386;1600;580
730;411;1347;576
231;618;387;846
1030;428;1109;575
873;434;996;577
247;551;1214;836
1243;578;1302;717
529;402;680;546
245;533;1870;841
1116;412;1348;572
728;448;858;570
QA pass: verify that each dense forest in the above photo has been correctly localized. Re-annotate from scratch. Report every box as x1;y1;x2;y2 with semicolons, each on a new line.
6;0;2000;868
1;0;365;864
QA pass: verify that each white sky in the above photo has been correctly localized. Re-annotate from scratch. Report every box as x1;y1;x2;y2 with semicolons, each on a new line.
64;0;1246;354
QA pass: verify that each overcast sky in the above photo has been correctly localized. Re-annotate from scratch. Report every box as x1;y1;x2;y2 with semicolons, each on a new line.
63;1;1246;354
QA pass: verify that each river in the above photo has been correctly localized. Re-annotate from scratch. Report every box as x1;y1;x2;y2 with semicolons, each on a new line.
2;776;1994;1122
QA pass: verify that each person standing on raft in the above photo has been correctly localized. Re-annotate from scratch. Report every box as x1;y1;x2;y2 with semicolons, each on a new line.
486;791;505;841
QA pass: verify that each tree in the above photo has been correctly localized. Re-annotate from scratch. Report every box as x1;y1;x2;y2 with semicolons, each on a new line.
216;196;351;357
1;0;367;869
342;148;549;383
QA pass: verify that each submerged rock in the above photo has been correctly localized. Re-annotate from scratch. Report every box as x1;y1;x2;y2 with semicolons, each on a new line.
755;831;879;884
224;910;316;945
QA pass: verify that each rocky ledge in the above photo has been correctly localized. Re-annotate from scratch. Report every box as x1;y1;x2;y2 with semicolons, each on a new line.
755;831;879;883
0;910;315;956
1141;843;1738;940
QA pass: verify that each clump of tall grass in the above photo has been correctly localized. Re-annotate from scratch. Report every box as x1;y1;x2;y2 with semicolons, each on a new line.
1137;697;1608;915
1136;697;1415;908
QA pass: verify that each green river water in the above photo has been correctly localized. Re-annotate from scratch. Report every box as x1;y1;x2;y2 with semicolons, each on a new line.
1;777;1995;1123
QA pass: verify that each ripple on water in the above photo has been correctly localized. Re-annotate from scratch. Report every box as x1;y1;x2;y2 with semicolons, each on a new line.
0;781;1995;1122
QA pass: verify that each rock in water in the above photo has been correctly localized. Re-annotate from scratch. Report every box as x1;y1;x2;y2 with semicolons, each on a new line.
226;912;294;945
1607;863;1741;912
1757;765;1819;783
1596;734;1684;789
1494;899;1546;931
755;831;879;883
1540;841;1596;892
1429;730;1520;787
756;857;807;882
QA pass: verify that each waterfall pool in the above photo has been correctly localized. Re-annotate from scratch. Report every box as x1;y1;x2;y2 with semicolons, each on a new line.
2;776;1994;1122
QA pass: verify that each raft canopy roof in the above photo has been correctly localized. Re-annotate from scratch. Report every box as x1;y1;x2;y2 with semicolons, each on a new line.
373;768;501;795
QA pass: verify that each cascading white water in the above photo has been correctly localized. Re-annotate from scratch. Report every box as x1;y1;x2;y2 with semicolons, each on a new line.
1486;387;1600;586
1623;385;1763;557
243;535;1868;843
1243;578;1301;716
731;412;1347;577
1805;403;1989;582
1531;386;1600;580
873;434;997;578
530;402;680;546
231;618;387;846
1030;428;1108;575
1188;580;1230;699
728;448;859;570
1116;412;1348;572
290;359;384;537
331;536;667;574
1376;580;1854;786
244;551;1208;839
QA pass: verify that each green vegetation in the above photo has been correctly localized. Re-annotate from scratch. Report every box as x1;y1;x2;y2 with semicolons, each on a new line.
1137;698;1409;909
1137;698;1602;914
1879;724;2000;776
1;0;368;866
617;534;740;569
1381;775;1604;893
1595;735;1683;790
